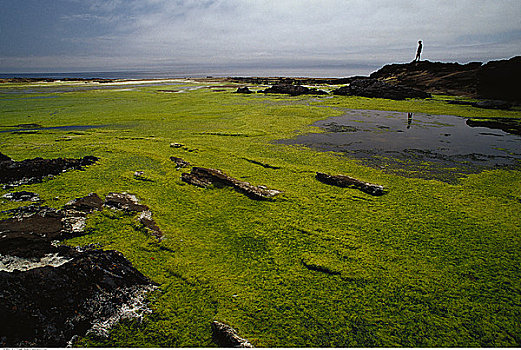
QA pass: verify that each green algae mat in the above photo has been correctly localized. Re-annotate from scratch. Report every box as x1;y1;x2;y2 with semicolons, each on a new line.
1;81;521;347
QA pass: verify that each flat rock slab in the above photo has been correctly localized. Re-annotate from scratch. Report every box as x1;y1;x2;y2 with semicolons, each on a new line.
181;167;281;200
259;84;328;96
0;152;99;187
316;172;386;196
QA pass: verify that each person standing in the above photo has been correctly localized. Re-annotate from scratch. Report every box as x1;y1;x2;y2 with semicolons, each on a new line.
415;40;423;62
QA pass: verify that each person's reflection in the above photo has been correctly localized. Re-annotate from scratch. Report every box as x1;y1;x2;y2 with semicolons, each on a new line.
407;113;413;129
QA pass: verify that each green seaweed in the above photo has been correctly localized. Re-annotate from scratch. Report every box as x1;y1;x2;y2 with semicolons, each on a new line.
1;81;521;347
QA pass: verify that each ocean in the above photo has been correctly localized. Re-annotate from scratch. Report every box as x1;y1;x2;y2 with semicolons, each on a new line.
0;65;379;80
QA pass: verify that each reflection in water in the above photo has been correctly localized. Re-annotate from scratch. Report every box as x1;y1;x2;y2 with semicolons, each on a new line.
277;109;521;182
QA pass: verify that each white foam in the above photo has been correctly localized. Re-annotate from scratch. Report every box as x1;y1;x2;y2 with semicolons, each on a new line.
0;253;73;272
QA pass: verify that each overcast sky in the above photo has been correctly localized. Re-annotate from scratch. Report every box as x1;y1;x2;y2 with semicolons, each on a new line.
1;0;520;75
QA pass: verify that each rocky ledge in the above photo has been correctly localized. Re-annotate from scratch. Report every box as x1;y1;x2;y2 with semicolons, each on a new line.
0;192;162;347
332;78;431;100
0;152;99;187
369;56;521;101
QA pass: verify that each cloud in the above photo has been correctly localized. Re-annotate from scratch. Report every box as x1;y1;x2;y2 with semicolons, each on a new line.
1;0;520;72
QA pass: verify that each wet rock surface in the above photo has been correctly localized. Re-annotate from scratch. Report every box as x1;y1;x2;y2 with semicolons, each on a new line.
211;321;253;348
0;249;155;347
0;193;161;347
332;79;431;100
181;167;281;200
0;152;99;187
259;84;328;96
2;191;40;202
316;172;386;196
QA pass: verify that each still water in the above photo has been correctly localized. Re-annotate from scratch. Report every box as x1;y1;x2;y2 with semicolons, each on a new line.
279;109;521;182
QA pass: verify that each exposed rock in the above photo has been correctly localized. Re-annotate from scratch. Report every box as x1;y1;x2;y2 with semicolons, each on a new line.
138;210;163;240
63;193;104;213
477;56;521;102
2;191;40;202
259;84;328;96
316;172;386;196
0;153;99;187
0;152;12;163
235;86;253;94
466;118;521;136
170;142;184;148
0;198;157;347
170;156;191;169
332;79;431;100
181;167;281;200
369;60;482;96
104;192;149;212
471;100;512;110
0;249;156;347
368;57;521;101
211;321;253;348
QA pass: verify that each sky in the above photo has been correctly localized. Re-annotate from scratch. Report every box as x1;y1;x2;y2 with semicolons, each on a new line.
0;0;520;75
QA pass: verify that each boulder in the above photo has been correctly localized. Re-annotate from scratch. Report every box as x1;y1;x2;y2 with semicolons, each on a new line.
259;84;328;96
316;172;386;196
181;167;281;200
211;321;253;348
332;79;431;100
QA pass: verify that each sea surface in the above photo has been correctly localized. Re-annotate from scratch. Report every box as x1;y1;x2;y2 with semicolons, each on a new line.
0;65;378;80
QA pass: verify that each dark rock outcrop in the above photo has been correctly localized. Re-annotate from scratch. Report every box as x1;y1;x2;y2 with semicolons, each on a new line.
477;56;521;102
181;167;281;200
235;86;253;94
63;192;104;213
0;199;157;347
103;192;163;240
369;60;482;96
316;172;386;196
259;84;328;96
0;248;155;347
471;99;513;110
0;153;99;187
2;191;40;202
332;79;431;100
466;118;521;136
368;57;521;101
211;321;253;348
104;192;149;212
170;156;191;169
